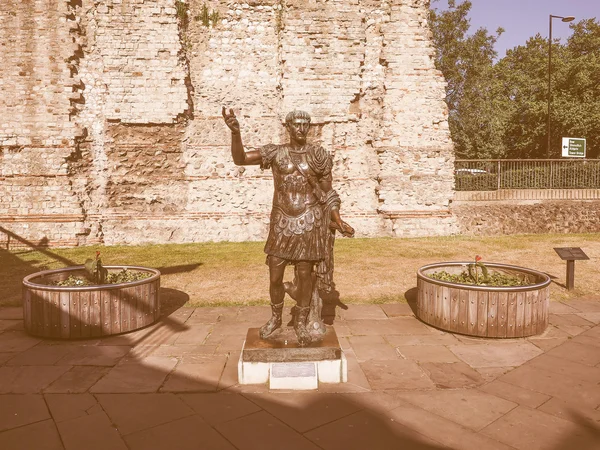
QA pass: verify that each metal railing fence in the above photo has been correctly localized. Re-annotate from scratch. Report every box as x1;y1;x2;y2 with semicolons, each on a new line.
455;159;600;191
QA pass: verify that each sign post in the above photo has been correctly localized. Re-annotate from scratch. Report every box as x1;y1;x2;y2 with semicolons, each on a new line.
561;137;586;158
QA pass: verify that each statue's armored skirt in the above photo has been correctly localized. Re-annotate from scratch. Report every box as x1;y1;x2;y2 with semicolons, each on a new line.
260;143;332;264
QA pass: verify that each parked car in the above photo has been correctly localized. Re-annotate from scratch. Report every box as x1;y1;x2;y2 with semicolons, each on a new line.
455;168;488;175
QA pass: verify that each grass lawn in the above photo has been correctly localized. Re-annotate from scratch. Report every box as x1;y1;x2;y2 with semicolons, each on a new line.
2;234;599;307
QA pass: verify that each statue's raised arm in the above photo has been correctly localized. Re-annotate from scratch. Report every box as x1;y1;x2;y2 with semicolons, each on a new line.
222;107;261;166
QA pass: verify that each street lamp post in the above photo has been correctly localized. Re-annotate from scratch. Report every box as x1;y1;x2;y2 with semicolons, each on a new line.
547;14;575;159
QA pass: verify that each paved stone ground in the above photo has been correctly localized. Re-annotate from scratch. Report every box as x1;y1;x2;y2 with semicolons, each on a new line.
1;298;599;450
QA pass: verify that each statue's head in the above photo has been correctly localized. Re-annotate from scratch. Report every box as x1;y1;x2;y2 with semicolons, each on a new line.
285;110;311;145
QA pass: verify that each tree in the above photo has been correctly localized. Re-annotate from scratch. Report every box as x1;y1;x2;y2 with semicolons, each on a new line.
429;0;505;159
430;2;600;159
494;35;549;159
553;19;600;158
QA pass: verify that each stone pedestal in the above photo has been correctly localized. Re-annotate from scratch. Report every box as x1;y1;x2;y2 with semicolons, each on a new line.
238;326;347;390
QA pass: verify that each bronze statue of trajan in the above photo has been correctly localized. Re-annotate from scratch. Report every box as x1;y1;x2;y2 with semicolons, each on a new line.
222;107;354;346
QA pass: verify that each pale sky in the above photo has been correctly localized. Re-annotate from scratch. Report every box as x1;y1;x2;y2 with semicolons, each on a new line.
432;0;599;58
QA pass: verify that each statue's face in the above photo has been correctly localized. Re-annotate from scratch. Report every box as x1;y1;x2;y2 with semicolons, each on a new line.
287;118;310;145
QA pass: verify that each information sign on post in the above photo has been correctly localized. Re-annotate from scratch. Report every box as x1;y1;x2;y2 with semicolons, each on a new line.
561;137;586;158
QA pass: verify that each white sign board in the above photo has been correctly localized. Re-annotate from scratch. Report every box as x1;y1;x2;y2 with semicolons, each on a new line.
562;137;586;158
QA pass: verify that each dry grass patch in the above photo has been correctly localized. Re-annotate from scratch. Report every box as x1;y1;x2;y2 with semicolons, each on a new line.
1;234;599;307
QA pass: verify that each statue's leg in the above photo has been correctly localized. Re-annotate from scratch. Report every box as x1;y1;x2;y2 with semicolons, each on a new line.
260;256;286;339
293;261;313;346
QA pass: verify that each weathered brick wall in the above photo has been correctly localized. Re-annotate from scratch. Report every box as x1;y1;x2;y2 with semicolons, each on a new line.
0;0;88;247
1;0;458;248
453;200;600;236
452;190;600;235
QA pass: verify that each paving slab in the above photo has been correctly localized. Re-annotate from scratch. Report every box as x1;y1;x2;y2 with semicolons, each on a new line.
341;391;415;413
388;400;515;450
549;313;595;327
0;365;71;393
0;307;23;320
0;320;24;331
0;352;17;365
0;331;41;352
56;410;128;450
480;405;600;450
5;345;75;366
549;301;580;314
395;389;517;431
478;380;551;409
160;356;228;392
215;335;245;352
90;356;177;393
180;392;261;425
218;350;240;390
45;393;101;423
449;342;543;368
499;364;600;410
0;394;50;432
544;340;600;366
172;324;212;345
359;359;434;391
244;392;363;433
525;353;600;384
44;366;110;393
527;336;568;352
97;393;194;435
380;303;415;317
384;332;461;347
215;410;322;450
419;361;486;389
561;298;600;312
124;414;236;450
56;345;131;366
338;304;387;320
474;366;514;383
349;335;399;361
571;334;600;348
537;397;600;425
234;306;272;322
187;306;238;323
305;409;441;450
396;345;459;363
346;317;433;336
576;312;600;324
210;321;257;336
0;419;63;450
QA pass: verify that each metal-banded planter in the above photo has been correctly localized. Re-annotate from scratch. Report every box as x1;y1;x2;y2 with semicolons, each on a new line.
22;266;160;339
417;262;551;338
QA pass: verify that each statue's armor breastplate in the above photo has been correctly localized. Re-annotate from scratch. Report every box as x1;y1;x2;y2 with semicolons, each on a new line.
272;149;317;216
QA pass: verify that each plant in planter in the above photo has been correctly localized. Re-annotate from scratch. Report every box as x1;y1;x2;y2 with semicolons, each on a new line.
416;257;551;338
428;255;533;287
50;252;151;287
22;253;160;339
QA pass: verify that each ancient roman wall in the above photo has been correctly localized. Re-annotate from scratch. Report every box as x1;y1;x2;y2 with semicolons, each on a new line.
1;0;457;248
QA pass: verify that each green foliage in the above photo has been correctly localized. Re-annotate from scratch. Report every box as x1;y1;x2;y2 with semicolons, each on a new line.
429;269;533;287
84;253;108;284
50;270;151;287
195;3;219;28
175;0;189;30
430;1;600;159
429;1;505;159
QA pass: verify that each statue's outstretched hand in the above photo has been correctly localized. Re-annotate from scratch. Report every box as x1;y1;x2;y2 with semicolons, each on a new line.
222;107;240;134
330;220;355;238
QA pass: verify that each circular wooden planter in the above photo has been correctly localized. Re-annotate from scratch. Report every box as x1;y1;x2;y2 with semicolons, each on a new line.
22;266;160;339
416;263;550;338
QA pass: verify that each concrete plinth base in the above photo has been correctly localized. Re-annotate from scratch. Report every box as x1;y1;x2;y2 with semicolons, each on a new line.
238;327;347;390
